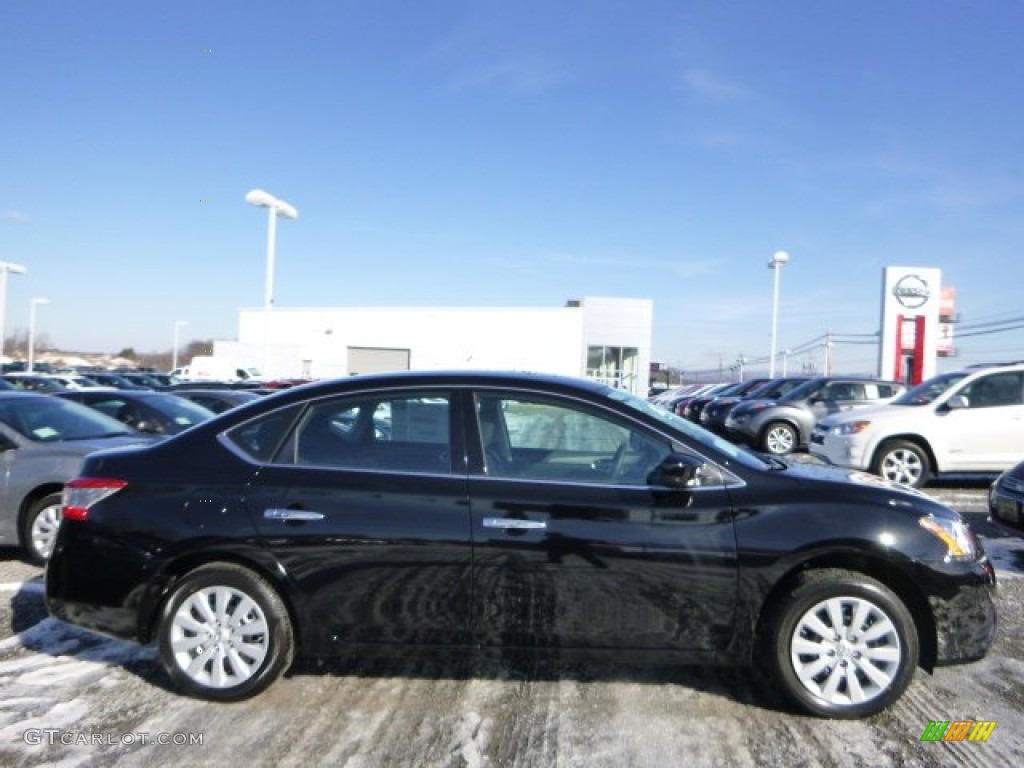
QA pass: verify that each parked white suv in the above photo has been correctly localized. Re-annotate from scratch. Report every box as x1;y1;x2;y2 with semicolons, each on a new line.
809;362;1024;488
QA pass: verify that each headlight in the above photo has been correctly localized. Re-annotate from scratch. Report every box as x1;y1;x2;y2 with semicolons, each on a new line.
832;420;872;436
919;514;977;561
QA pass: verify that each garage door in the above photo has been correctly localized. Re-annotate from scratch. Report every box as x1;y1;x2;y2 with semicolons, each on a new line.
347;347;411;376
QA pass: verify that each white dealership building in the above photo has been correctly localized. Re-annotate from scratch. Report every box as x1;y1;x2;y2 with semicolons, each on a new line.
214;297;654;395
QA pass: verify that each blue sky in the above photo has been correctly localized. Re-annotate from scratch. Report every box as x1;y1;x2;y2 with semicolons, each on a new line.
3;0;1023;375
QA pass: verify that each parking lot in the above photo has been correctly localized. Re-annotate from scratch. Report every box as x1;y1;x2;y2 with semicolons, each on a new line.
0;484;1019;768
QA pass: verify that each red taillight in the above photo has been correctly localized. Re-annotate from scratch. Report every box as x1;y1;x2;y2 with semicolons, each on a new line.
62;477;128;521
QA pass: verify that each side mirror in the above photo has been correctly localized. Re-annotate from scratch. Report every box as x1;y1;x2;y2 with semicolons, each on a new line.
946;394;968;411
649;453;705;489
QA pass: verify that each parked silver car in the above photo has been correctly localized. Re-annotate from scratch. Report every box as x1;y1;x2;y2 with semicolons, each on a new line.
725;376;905;455
0;392;156;563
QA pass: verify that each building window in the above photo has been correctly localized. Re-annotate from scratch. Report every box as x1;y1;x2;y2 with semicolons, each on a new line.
586;346;639;393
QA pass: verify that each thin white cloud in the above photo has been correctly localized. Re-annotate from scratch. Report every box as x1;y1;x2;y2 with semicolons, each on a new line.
681;68;746;102
2;210;29;224
448;54;572;94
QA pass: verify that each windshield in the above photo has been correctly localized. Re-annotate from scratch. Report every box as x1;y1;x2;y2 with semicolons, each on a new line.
609;388;768;470
0;396;135;441
777;378;824;403
891;372;970;405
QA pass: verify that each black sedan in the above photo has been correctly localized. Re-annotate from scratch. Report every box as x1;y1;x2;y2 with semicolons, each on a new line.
56;390;216;435
46;371;997;717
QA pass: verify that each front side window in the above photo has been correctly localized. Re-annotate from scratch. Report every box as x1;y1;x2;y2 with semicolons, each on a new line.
961;372;1023;409
475;393;671;485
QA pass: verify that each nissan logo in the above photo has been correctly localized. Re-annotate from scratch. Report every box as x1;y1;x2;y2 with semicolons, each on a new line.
893;274;931;309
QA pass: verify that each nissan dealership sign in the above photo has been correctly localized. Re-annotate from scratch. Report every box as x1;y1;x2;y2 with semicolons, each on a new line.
879;266;942;382
892;274;933;310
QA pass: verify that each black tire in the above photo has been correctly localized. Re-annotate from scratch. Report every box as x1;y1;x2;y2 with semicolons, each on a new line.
872;439;931;488
760;421;798;455
763;569;919;719
158;563;294;701
22;492;63;565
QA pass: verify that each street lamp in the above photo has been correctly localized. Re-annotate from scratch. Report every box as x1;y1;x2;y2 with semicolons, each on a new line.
0;261;27;361
246;189;298;377
172;320;189;371
27;298;49;372
767;250;790;378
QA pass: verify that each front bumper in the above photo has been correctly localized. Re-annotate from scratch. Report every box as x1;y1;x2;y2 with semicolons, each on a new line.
807;430;872;470
928;559;998;666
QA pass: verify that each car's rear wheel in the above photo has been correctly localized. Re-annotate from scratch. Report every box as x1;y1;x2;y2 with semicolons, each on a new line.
22;492;63;565
763;569;919;719
873;440;930;488
761;422;798;455
158;564;294;701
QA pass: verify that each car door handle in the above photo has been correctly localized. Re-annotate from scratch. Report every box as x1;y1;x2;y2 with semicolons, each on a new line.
482;517;547;530
264;508;325;521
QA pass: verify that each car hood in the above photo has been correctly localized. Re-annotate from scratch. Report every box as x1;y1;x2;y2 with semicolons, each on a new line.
777;456;944;509
731;398;778;414
816;402;927;429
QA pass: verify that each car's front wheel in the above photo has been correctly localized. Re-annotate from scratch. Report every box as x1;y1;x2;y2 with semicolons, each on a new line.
22;492;63;565
763;569;919;719
761;421;798;455
873;439;931;488
158;563;294;701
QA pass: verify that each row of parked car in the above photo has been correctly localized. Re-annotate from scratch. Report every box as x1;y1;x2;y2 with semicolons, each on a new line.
0;370;272;564
653;361;1024;531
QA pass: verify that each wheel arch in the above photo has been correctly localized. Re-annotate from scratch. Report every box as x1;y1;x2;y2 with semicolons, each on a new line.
754;550;938;672
140;551;304;653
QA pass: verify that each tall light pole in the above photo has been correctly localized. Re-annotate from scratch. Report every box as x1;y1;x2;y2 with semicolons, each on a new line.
246;189;298;378
27;298;49;372
0;261;27;361
768;250;790;378
172;320;189;371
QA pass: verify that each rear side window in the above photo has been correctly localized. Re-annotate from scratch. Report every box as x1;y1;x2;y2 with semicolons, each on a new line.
226;404;304;462
237;392;453;474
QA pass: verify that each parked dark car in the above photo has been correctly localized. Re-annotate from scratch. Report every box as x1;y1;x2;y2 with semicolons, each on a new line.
78;371;152;390
725;376;906;456
118;371;178;388
0;391;157;563
2;374;69;392
989;459;1024;532
700;376;810;434
56;390;216;435
682;378;770;423
671;382;733;418
170;388;263;414
47;371;996;717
